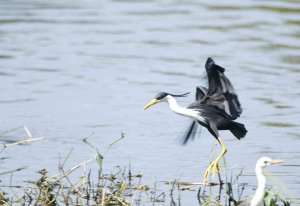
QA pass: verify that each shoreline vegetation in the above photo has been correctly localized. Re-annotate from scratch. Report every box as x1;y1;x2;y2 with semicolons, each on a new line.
0;126;292;205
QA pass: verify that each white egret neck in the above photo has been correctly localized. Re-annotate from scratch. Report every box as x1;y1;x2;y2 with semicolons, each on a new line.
250;164;266;206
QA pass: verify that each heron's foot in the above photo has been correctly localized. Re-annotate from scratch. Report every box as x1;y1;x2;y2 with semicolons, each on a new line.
203;159;221;182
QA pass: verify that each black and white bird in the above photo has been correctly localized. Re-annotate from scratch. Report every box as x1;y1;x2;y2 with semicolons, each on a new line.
143;57;247;182
239;157;283;206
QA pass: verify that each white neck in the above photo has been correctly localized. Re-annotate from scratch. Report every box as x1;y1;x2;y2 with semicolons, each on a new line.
166;96;185;115
251;167;266;206
165;95;203;121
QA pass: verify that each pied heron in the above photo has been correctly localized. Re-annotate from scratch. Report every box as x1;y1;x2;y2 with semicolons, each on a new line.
239;157;283;206
143;57;247;182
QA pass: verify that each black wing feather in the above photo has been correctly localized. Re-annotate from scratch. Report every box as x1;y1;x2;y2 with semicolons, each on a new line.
202;57;242;119
182;121;198;145
187;101;235;121
195;86;207;101
182;58;243;144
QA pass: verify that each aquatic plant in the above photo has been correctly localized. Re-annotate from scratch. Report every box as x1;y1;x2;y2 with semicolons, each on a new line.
0;127;293;205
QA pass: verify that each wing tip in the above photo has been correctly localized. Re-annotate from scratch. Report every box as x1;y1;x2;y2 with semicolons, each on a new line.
205;57;215;69
181;121;198;145
205;57;225;73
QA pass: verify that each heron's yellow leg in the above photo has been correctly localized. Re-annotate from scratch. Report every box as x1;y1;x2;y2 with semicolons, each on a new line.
203;136;227;182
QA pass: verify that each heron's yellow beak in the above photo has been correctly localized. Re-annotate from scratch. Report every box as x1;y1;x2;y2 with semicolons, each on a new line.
270;159;284;164
143;99;158;110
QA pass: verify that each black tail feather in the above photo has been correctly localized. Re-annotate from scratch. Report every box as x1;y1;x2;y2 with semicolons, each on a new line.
229;122;247;140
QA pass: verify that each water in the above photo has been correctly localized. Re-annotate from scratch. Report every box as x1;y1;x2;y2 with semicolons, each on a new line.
0;0;299;204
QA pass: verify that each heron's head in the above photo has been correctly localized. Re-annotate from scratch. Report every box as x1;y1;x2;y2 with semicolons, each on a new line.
143;92;189;110
256;157;283;168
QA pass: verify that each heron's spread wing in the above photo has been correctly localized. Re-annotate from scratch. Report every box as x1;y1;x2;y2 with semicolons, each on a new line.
182;120;204;145
182;121;198;145
195;86;208;101
187;101;235;120
200;57;242;119
182;58;242;144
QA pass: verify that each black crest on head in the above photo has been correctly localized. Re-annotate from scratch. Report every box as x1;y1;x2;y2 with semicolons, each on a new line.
154;92;169;100
154;92;190;100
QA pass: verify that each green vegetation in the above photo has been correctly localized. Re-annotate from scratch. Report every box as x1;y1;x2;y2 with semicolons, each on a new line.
0;127;292;205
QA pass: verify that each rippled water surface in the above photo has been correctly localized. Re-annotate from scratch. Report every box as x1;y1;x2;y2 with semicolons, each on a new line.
0;0;300;205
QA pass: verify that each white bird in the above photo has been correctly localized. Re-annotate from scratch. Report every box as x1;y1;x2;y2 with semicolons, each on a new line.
239;157;283;206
